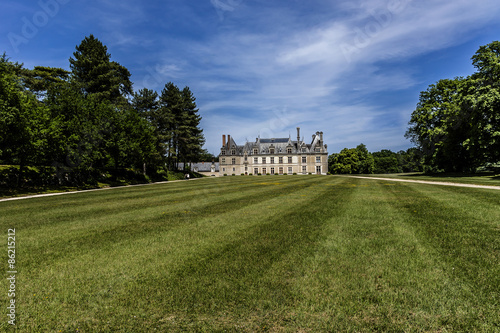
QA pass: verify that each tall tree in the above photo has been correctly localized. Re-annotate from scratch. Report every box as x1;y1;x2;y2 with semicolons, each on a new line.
179;86;205;165
465;41;500;165
406;41;500;172
406;78;470;171
132;88;159;123
158;82;183;169
0;55;50;183
132;88;163;170
69;34;132;104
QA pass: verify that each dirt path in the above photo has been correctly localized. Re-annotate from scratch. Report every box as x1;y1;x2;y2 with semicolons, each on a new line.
346;176;500;190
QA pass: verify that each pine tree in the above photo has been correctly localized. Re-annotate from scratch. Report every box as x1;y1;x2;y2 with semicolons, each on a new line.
180;86;205;165
69;34;132;104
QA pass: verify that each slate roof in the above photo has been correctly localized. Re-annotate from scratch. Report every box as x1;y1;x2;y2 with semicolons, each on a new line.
221;131;327;155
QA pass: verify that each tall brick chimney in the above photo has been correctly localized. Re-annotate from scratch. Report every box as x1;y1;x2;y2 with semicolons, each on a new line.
227;135;231;148
222;134;226;147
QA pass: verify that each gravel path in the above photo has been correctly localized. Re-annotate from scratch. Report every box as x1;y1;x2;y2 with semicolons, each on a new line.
346;176;500;190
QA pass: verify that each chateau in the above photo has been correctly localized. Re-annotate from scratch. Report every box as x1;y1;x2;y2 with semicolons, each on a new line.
219;128;328;176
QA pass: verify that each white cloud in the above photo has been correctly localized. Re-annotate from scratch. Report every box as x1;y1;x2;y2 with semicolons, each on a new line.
46;0;499;154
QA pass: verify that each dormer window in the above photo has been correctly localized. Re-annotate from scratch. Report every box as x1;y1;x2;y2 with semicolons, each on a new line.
287;148;292;154
253;148;258;155
231;149;236;155
221;150;226;155
270;148;275;154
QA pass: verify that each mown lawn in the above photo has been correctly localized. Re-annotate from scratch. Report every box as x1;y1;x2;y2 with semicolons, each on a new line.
1;176;499;332
363;172;500;187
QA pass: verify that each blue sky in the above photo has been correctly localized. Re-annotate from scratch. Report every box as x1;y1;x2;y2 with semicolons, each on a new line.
2;0;500;155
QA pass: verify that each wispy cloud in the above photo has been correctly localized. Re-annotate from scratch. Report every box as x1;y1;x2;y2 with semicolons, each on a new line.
3;0;499;155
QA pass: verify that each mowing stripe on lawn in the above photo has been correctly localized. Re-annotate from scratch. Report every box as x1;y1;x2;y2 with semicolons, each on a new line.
2;176;499;332
16;177;324;274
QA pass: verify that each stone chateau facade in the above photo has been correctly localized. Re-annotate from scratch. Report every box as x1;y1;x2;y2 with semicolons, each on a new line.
219;127;328;176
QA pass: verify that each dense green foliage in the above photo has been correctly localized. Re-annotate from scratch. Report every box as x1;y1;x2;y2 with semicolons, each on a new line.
406;41;500;172
0;35;205;188
1;176;498;331
329;144;421;174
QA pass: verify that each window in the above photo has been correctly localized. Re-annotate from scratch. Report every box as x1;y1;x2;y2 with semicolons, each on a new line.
221;150;226;155
254;168;258;174
316;156;321;163
302;166;307;174
245;166;248;171
270;157;274;164
262;157;266;164
302;156;306;163
279;157;283;164
244;155;248;161
316;166;321;174
233;168;235;172
287;148;292;154
315;148;321;152
262;167;267;174
254;157;258;164
253;148;258;155
231;158;236;165
288;156;292;163
270;148;274;154
288;167;293;174
221;158;226;164
223;167;225;172
279;167;283;174
231;149;236;155
271;167;275;174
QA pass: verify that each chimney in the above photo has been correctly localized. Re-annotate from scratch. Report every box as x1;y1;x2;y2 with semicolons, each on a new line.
222;134;226;147
320;131;323;142
227;135;231;148
296;127;300;143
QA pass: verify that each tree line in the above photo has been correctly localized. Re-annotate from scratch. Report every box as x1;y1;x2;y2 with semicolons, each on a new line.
328;144;422;174
406;41;500;173
0;35;205;188
331;41;500;175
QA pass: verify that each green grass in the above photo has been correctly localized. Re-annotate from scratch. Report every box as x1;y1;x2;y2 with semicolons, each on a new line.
362;172;500;187
1;175;499;332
